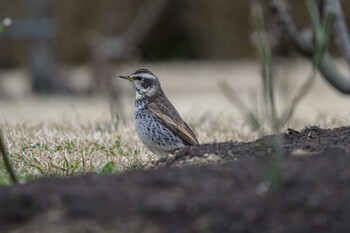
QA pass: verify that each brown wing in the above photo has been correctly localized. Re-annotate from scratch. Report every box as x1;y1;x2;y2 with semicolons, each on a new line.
147;97;199;146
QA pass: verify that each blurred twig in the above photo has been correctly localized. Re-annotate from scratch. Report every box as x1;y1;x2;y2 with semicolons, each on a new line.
265;0;350;94
88;0;169;122
279;0;335;126
221;0;335;189
251;2;278;129
0;130;18;184
218;81;261;131
306;0;335;66
251;1;283;189
220;1;318;133
0;18;19;185
328;0;350;68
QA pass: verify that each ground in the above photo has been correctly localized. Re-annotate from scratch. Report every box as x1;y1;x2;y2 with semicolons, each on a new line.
0;61;350;232
0;126;350;233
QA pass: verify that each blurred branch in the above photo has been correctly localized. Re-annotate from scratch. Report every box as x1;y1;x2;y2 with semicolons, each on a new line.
87;0;168;121
265;0;350;94
279;69;316;127
251;2;277;128
0;131;19;185
218;80;261;131
91;0;169;61
0;19;18;184
264;0;313;54
327;0;350;68
306;0;335;66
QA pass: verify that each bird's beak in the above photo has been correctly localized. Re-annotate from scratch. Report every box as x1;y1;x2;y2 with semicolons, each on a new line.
118;75;133;81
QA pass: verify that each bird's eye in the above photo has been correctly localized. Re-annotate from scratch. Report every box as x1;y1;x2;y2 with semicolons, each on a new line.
135;76;142;81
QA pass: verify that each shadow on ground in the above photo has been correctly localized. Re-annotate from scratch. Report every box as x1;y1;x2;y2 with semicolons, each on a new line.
1;126;350;233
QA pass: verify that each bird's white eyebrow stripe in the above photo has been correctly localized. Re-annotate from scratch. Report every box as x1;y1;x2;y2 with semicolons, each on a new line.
131;69;156;79
132;73;156;79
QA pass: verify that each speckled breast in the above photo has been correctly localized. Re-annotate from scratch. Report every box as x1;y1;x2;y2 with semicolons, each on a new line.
134;107;186;156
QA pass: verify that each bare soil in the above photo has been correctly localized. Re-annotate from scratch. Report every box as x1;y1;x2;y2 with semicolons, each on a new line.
0;126;350;233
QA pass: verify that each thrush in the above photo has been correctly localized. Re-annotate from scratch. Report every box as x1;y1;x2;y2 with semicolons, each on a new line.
118;68;199;157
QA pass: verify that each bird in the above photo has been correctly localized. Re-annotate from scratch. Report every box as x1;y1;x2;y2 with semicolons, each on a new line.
118;68;199;157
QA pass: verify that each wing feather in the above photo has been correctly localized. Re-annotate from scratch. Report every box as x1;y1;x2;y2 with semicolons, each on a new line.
147;101;199;146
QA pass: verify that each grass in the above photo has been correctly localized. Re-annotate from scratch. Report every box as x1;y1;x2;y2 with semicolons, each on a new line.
0;121;152;185
0;114;259;186
0;108;348;187
0;130;19;184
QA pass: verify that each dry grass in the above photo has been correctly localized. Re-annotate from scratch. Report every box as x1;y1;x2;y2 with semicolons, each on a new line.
1;107;349;186
0;113;260;185
0;121;148;184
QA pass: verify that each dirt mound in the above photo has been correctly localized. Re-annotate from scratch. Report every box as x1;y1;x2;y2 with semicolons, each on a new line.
153;126;350;167
0;126;350;233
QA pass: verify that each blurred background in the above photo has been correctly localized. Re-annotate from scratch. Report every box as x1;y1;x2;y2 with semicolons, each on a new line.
0;0;349;125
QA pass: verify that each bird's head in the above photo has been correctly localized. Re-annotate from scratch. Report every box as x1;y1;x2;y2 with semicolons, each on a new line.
119;69;161;98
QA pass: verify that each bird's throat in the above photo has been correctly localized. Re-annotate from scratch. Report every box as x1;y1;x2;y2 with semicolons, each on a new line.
136;91;143;100
135;92;148;111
